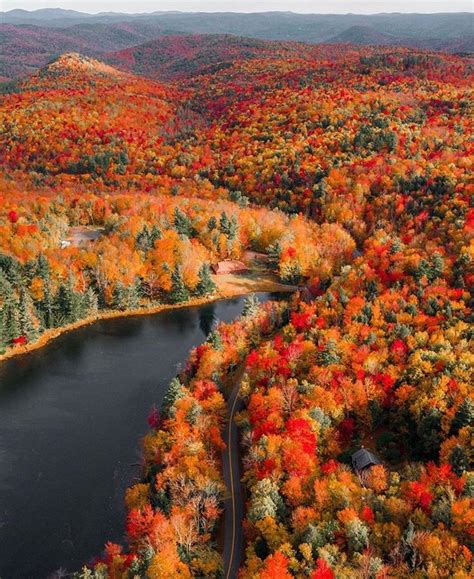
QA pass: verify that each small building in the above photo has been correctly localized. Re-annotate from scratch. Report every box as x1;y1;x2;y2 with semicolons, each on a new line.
212;260;248;275
351;448;381;474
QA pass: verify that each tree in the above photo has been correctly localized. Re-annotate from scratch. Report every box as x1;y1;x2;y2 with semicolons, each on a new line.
162;377;184;418
0;271;19;348
451;398;473;433
112;282;128;311
169;265;190;304
55;276;83;324
173;208;193;238
195;263;216;296
345;518;369;553
18;288;38;342
207;330;222;350
84;287;99;316
242;293;260;317
449;445;469;477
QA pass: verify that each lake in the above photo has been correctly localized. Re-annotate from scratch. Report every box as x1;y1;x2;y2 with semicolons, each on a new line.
0;294;277;578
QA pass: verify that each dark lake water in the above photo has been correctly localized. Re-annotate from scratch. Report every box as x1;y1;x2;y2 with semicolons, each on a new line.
0;294;276;578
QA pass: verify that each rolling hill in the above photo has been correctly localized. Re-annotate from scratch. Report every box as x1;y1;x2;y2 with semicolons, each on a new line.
1;11;473;81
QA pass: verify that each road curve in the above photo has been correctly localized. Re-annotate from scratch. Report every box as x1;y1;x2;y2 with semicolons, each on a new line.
222;378;245;579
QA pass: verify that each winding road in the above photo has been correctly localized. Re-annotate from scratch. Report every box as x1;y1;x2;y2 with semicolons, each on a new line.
222;377;245;579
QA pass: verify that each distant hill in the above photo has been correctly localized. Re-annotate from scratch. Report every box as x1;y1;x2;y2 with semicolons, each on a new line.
1;11;472;80
0;21;175;79
2;10;473;41
327;25;401;46
327;24;474;53
105;34;315;80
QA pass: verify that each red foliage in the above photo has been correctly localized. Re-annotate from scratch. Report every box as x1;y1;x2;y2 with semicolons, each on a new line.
311;558;335;579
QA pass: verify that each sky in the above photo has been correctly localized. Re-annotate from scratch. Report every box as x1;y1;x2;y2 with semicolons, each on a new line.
2;1;472;14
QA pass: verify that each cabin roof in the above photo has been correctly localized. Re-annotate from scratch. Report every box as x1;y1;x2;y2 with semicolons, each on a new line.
351;448;381;471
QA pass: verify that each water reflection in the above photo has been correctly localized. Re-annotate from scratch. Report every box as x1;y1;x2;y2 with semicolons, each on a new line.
199;303;217;337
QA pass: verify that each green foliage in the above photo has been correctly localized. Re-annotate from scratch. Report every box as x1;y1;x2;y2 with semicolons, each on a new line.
195;263;216;296
242;293;260;317
169;265;190;304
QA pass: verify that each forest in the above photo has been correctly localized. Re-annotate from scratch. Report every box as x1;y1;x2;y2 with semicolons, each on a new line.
0;33;472;578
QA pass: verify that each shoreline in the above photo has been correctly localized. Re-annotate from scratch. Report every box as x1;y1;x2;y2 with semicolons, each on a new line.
0;275;294;364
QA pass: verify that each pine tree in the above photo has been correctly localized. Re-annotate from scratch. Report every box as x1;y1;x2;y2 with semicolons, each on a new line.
127;283;139;310
36;253;50;280
449;445;469;477
136;225;150;251
346;519;369;553
451;398;473;433
54;276;82;324
40;277;55;329
242;293;260;317
150;225;162;245
112;282;128;311
207;330;223;350
84;287;99;316
267;240;282;268
195;263;216;296
18;288;38;343
0;271;19;348
169;265;190;304
173;208;193;237
207;216;217;231
162;377;184;418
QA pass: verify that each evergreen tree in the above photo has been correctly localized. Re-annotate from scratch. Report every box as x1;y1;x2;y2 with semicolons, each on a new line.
150;225;162;245
169;265;190;304
242;293;260;317
54;276;82;324
346;519;369;553
195;263;216;296
39;276;55;329
84;287;99;316
18;288;38;342
451;397;474;433
449;445;469;477
127;282;140;310
173;208;193;237
136;224;150;251
162;377;184;418
207;216;217;231
36;253;50;280
112;282;128;311
267;240;282;268
0;271;19;348
207;329;223;350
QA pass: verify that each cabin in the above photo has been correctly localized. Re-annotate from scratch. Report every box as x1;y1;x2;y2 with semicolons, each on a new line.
212;260;248;275
351;448;381;474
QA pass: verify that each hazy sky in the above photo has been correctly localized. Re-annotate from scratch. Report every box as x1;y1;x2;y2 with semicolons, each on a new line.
2;1;472;13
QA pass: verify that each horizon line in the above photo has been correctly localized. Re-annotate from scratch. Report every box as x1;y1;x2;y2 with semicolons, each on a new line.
2;8;473;15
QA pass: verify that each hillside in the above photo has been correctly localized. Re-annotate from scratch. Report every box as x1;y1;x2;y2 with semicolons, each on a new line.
0;21;173;80
105;34;317;80
328;25;401;46
1;11;473;81
328;25;474;53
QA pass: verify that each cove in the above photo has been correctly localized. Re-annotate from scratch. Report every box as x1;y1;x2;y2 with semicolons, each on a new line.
0;293;278;578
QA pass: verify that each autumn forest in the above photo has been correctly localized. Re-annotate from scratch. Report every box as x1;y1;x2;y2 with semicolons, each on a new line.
0;11;473;579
